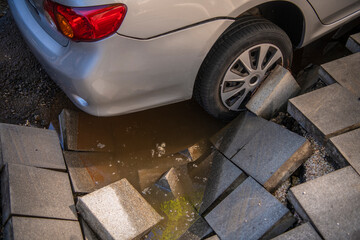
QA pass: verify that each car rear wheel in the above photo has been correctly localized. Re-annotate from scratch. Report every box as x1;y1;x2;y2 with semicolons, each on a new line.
194;16;293;120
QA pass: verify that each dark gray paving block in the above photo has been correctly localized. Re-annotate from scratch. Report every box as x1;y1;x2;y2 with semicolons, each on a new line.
205;177;295;240
63;151;116;194
80;217;100;240
288;166;360;240
288;84;360;143
0;123;66;170
199;150;246;215
346;33;360;53
272;223;321;240
59;109;114;152
77;178;162;240
210;111;271;159
3;216;83;240
246;65;300;119
232;121;311;192
328;128;360;173
1;163;77;224
178;217;214;240
319;52;360;97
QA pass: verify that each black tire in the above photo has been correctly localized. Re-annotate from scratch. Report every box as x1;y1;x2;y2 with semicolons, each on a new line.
194;16;293;121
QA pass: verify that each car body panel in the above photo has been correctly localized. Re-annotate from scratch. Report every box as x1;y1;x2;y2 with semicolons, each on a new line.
307;0;360;24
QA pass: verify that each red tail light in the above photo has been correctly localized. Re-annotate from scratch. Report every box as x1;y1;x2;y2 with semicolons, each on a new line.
44;0;127;41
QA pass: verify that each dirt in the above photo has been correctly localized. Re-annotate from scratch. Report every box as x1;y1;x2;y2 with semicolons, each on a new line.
0;4;74;128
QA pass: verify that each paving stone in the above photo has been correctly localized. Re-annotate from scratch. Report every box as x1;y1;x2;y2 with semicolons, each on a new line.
199;151;246;215
327;128;360;173
271;222;321;240
319;52;360;97
59;109;114;152
210;111;271;159
0;123;66;171
1;163;77;224
246;65;300;119
187;139;213;162
3;216;83;240
296;65;321;94
288;166;360;240
288;84;360;144
346;33;360;53
178;217;214;240
63;151;115;194
77;178;162;240
232;121;312;192
205;177;295;240
80;217;100;240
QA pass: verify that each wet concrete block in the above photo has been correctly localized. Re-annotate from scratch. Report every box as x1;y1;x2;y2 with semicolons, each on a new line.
288;84;360;144
187;139;213;162
296;65;321;94
346;33;360;53
59;109;114;152
63;151;115;194
232;121;312;192
3;216;83;240
199;151;246;215
0;123;66;171
77;178;162;240
272;222;321;240
210;111;271;159
288;166;360;240
139;166;172;191
1;163;77;224
246;65;300;119
319;52;360;98
327;128;360;174
205;177;295;240
80;217;100;240
178;217;214;240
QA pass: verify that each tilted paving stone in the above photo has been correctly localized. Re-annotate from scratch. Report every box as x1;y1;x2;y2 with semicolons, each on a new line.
210;111;272;159
80;217;100;240
288;84;360;145
346;33;360;53
3;216;83;240
327;128;360;174
271;222;321;240
246;65;300;119
199;150;246;215
77;178;162;240
319;52;360;98
1;163;77;224
178;217;214;240
288;166;360;240
63;151;116;194
205;177;295;240
59;109;114;152
0;123;66;171
232;121;312;192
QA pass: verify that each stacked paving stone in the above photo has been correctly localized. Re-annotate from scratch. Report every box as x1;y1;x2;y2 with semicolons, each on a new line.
346;33;360;53
0;123;83;239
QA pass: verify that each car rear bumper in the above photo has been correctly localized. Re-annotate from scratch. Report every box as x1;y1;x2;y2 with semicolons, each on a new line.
9;0;233;116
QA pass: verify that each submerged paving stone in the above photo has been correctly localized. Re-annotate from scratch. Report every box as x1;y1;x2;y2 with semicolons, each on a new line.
319;52;360;97
288;166;360;240
199;151;246;215
0;123;66;170
59;109;114;152
328;128;360;173
178;217;214;240
77;178;162;240
210;111;271;159
205;177;295;240
246;65;300;119
288;84;360;144
272;222;321;240
1;163;77;224
346;33;360;53
4;216;83;240
232;121;312;192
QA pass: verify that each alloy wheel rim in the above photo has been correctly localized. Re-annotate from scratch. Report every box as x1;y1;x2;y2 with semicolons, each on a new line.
220;43;283;111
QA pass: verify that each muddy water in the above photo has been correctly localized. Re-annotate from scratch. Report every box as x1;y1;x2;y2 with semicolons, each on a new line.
60;100;224;238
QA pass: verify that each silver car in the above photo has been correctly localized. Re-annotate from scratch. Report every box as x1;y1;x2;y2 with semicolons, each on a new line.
9;0;360;119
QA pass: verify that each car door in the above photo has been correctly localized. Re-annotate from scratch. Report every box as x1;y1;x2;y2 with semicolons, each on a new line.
307;0;360;24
